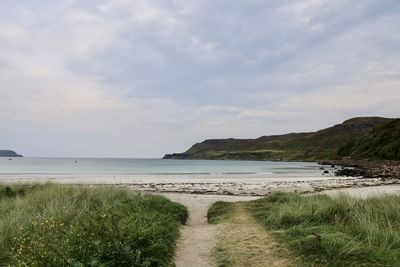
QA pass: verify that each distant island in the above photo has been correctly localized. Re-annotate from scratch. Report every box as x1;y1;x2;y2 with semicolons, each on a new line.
0;150;23;157
164;117;399;161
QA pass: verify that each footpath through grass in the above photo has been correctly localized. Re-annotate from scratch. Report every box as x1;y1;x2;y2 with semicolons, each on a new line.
208;201;296;267
248;192;400;266
0;184;188;267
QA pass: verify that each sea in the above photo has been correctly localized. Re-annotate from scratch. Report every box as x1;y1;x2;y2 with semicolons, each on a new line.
0;158;334;184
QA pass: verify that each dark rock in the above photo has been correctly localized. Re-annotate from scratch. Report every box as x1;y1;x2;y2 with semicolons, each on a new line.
0;150;22;157
162;153;188;159
335;168;366;177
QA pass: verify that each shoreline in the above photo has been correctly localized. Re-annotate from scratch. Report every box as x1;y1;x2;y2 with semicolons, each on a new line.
124;177;400;196
1;176;400;197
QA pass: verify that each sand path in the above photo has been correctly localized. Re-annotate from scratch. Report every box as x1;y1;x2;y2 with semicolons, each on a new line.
162;193;258;267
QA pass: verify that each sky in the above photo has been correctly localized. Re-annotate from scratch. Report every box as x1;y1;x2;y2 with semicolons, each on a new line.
0;0;400;157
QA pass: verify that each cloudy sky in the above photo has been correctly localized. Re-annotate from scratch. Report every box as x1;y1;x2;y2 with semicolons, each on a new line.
1;0;399;157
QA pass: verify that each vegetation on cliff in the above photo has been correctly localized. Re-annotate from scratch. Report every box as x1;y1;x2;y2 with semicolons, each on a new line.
164;117;393;161
338;119;400;160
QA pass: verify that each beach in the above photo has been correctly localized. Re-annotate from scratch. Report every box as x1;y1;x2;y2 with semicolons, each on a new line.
124;176;400;195
2;155;400;196
2;174;400;196
2;173;400;197
2;157;400;267
9;176;400;195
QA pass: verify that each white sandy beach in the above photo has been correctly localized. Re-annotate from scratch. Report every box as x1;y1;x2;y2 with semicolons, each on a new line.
2;174;400;196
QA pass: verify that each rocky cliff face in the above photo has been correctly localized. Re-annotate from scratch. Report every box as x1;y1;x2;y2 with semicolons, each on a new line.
0;150;23;157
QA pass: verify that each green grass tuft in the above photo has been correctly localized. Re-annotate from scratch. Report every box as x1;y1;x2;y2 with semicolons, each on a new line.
207;201;234;224
247;192;400;266
212;246;234;267
0;184;187;267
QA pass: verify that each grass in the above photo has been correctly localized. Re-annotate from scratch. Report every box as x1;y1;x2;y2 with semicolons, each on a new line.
207;193;400;266
208;201;296;267
207;201;235;266
207;201;234;224
0;184;188;267
246;192;400;266
212;247;234;267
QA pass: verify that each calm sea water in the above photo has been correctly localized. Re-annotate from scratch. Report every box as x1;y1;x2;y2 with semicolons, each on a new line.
0;158;329;182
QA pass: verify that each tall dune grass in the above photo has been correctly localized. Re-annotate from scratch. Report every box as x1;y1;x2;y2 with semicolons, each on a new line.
248;192;400;266
0;184;187;266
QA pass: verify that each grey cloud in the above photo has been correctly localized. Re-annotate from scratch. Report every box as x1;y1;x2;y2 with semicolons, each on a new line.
0;0;399;157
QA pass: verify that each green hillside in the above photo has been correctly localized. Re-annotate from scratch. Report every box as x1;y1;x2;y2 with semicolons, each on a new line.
163;117;393;161
338;119;400;160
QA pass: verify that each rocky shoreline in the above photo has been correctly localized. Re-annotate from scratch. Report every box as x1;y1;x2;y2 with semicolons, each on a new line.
319;159;400;179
